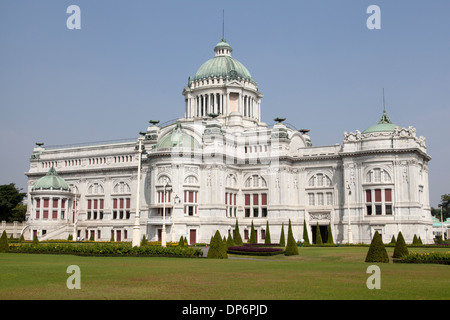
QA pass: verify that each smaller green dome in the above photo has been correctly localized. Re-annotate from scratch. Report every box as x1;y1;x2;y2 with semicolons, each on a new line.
154;122;201;150
363;110;401;134
214;38;233;52
33;167;69;191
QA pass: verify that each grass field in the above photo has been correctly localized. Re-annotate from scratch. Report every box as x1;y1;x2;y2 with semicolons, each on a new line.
1;247;449;300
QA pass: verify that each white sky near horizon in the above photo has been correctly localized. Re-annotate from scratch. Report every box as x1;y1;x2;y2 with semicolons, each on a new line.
0;0;449;207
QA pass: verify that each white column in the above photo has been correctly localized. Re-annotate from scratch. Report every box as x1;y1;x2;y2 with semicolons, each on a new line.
132;137;143;247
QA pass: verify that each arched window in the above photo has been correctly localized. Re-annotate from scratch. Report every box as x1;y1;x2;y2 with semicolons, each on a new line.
184;175;198;185
87;183;104;195
113;182;131;194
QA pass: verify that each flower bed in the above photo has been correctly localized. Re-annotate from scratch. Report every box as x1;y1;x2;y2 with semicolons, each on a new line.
394;251;450;265
243;243;282;247
227;245;285;256
8;243;203;258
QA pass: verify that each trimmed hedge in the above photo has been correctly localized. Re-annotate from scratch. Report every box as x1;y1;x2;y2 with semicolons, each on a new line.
394;251;450;265
227;246;285;256
8;242;203;258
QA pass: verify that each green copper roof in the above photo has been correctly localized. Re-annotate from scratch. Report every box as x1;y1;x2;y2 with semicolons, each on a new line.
154;121;201;150
33;167;70;191
214;38;233;51
362;110;401;134
193;39;256;84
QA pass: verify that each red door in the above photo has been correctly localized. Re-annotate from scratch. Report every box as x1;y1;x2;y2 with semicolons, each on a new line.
190;229;196;245
116;230;121;242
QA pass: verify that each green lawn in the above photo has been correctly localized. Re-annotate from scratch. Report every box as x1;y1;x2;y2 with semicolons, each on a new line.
0;247;449;300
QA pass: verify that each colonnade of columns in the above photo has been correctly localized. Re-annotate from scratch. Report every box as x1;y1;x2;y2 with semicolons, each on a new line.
185;92;260;120
31;195;72;221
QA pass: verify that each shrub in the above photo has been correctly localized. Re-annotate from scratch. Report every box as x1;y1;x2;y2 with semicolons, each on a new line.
279;223;285;247
302;220;310;245
226;230;235;248
285;219;299;256
228;246;284;256
327;223;334;245
315;223;323;245
394;251;450;265
9;242;202;257
233;219;243;246
393;232;409;258
389;235;396;245
265;221;271;244
248;220;256;244
0;230;8;252
365;231;389;263
32;234;39;245
207;230;228;259
141;235;149;246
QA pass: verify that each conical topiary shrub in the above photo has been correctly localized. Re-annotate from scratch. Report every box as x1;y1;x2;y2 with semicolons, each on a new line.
315;223;323;245
302;220;310;245
418;236;423;245
141;235;149;246
285;219;299;256
393;232;409;258
412;234;420;246
248;220;256;244
389;235;396;245
207;230;228;259
279;223;285;246
365;231;389;263
327;223;334;245
226;230;235;248
32;234;39;245
0;230;9;252
233;219;243;245
264;220;271;244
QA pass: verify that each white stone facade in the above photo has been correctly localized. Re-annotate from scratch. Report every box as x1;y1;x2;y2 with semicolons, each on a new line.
24;39;433;244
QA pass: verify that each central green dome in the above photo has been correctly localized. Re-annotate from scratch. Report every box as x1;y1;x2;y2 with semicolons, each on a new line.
192;39;256;84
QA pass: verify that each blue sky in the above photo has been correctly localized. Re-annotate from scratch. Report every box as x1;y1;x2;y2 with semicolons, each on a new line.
0;0;449;207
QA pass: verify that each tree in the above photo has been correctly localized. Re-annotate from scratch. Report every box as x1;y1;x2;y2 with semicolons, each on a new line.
431;194;450;221
315;223;323;245
0;183;26;222
279;223;285;246
264;220;271;244
393;231;409;258
302;219;310;245
285;219;299;256
365;231;389;263
233;219;243;245
207;230;228;259
248;220;256;244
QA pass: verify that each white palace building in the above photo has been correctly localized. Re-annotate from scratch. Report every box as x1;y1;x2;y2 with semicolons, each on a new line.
24;38;433;244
